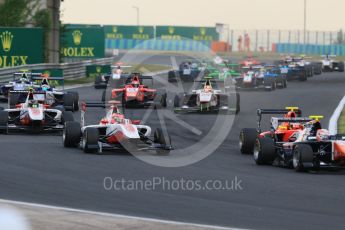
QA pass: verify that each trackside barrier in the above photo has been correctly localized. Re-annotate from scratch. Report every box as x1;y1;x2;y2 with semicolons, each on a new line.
274;43;345;56
0;57;116;83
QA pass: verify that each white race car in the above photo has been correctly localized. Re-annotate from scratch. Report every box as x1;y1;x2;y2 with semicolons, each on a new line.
173;79;240;114
321;55;344;72
63;101;172;154
0;91;74;133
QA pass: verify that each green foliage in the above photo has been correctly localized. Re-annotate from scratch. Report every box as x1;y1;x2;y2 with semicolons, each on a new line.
0;0;27;26
33;9;51;30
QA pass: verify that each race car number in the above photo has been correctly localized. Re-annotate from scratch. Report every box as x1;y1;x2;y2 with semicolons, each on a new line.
112;73;121;79
199;92;212;102
126;88;139;93
280;68;288;74
243;75;252;83
183;69;191;75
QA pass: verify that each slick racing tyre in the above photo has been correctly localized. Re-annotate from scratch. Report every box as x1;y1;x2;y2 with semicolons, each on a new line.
254;137;276;165
68;91;79;111
0;111;9;134
82;128;99;154
63;121;81;147
63;93;76;112
9;93;20;109
94;75;103;89
154;128;171;155
239;128;257;154
173;94;180;108
293;144;317;172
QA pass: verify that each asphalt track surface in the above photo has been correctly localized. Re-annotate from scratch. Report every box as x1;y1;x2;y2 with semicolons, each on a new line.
1;56;345;230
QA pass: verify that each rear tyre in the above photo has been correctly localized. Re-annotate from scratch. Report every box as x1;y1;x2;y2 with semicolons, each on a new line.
63;121;81;147
9;93;20;109
160;92;167;108
102;90;106;103
82;128;99;153
0;111;8;134
254;137;276;165
154;128;171;155
235;93;240;114
94;75;103;89
338;62;345;72
63;93;75;112
293;144;315;172
173;95;180;108
239;128;257;154
68;91;79;111
299;71;307;81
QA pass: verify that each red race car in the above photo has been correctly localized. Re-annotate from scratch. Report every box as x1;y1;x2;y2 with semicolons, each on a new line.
239;55;261;67
239;107;309;154
104;73;167;108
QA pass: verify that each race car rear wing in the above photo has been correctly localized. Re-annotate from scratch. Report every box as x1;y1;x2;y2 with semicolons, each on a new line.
13;72;42;81
31;76;65;89
271;117;312;130
256;108;303;132
80;101;125;127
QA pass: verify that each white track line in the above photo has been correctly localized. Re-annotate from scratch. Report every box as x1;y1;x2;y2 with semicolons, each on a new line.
0;199;246;230
329;95;345;135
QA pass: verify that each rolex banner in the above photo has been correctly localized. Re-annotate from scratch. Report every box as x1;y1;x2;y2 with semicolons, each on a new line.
61;27;105;58
86;65;111;78
0;27;43;68
156;26;219;41
104;26;154;40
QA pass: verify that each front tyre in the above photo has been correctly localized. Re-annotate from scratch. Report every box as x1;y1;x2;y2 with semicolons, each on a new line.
154;128;171;155
63;121;81;147
82;128;100;154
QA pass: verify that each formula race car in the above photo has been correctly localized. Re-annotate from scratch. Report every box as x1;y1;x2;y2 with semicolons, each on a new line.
8;74;79;112
320;55;345;72
0;91;74;134
234;66;287;90
94;63;132;89
0;71;41;101
168;60;203;82
173;78;240;114
106;73;167;108
239;55;261;67
253;115;345;172
63;101;173;154
240;107;303;154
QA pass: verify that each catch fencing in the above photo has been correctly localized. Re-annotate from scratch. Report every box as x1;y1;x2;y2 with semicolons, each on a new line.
227;30;340;53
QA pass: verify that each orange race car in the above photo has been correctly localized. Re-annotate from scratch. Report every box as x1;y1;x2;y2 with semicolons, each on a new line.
239;107;307;154
253;115;345;172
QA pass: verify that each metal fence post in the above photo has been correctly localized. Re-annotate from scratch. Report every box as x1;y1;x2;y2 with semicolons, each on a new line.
278;30;281;43
255;30;258;52
288;30;291;43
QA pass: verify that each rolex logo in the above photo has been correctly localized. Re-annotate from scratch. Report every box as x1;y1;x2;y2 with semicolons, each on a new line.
138;26;144;34
112;26;118;33
200;27;207;36
96;66;102;73
72;30;83;45
0;31;13;52
168;26;174;34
